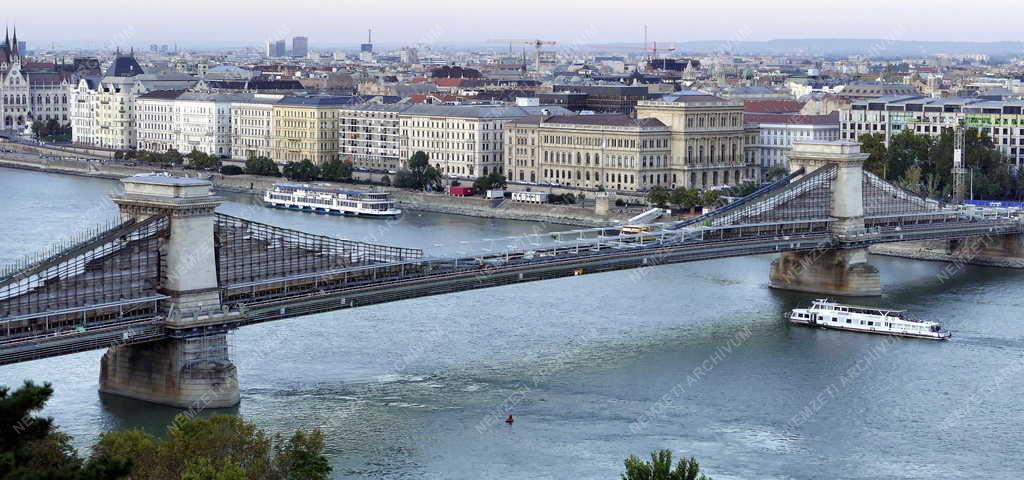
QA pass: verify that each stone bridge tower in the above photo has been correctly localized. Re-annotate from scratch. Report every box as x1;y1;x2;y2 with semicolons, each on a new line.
769;141;882;296
99;174;240;408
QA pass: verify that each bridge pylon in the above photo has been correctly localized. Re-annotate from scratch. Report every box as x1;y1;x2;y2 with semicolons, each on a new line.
99;174;240;408
769;141;882;296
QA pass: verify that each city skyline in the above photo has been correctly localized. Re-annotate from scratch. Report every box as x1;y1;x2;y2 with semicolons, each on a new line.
3;0;1023;48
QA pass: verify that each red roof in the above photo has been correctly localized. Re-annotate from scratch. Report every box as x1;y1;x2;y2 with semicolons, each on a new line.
743;99;806;114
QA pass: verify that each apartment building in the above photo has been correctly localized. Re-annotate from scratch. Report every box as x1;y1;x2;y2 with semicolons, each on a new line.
271;96;356;164
338;103;405;171
136;90;182;152
398;103;572;178
231;94;284;160
746;112;840;177
505;114;672;191
69;72;196;150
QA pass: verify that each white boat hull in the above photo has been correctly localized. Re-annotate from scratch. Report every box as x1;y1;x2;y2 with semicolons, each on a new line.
787;300;951;340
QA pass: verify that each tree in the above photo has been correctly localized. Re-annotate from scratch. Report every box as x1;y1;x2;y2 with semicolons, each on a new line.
397;151;443;191
187;149;221;171
647;186;671;208
700;189;720;207
45;118;61;139
622;450;710;480
858;132;888;178
320;158;353;182
162;148;184;166
30;120;48;139
472;172;507;192
282;159;321;181
764;166;789;182
380;174;391;186
94;414;331;480
886;129;931;182
899;164;924;194
245;156;280;176
0;381;130;479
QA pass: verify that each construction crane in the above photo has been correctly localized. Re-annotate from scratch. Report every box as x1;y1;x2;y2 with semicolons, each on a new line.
952;119;968;205
647;41;677;71
487;39;556;73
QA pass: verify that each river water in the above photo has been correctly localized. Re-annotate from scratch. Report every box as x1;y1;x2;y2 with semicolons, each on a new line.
0;167;1022;480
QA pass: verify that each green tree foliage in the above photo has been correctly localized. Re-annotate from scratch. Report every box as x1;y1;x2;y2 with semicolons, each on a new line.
186;150;222;171
245;156;280;177
899;164;924;194
472;172;507;192
857;128;1021;201
320;158;354;182
764;166;789;182
163;149;184;166
282;159;321;182
886;130;930;182
858;132;888;178
93;414;330;480
395;151;442;190
669;187;700;210
646;186;671;208
0;381;130;479
700;189;720;207
622;450;710;480
29;119;70;140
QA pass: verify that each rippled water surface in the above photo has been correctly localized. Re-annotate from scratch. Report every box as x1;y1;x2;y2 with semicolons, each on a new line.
1;168;1022;479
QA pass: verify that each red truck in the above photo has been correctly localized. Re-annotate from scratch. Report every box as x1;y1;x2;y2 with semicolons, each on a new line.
448;185;474;196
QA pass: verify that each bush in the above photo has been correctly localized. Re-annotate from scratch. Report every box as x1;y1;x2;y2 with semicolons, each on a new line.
615;198;626;207
282;159;321;181
245;156;280;177
220;165;244;175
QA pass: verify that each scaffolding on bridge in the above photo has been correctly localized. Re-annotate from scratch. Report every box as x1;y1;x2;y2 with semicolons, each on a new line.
0;215;169;340
214;214;423;286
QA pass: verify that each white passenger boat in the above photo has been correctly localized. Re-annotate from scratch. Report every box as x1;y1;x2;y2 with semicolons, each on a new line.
264;183;401;218
787;299;950;340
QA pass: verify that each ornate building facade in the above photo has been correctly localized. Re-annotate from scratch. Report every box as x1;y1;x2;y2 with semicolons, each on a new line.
1;28;79;129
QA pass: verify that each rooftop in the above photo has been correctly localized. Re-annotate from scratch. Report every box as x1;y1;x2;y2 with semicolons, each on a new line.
400;104;573;119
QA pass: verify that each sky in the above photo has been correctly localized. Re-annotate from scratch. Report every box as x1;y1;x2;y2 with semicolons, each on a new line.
3;0;1022;49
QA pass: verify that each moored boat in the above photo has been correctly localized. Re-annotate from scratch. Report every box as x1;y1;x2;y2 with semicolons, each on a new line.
787;299;950;340
263;183;401;218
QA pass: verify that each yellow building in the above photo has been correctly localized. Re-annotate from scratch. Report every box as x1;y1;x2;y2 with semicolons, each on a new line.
271;96;350;164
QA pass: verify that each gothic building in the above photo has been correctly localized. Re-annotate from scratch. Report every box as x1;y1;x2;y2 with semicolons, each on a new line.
1;27;94;129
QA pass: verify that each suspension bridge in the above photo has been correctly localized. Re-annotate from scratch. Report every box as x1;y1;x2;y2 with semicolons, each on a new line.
1;141;1021;407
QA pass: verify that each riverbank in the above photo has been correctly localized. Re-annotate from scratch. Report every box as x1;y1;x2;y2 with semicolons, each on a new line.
869;241;1024;268
0;152;625;227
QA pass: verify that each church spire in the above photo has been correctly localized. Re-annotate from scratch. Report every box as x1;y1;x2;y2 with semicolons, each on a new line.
11;25;17;57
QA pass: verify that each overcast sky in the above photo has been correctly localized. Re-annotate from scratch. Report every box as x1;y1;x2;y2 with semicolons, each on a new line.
4;0;1022;49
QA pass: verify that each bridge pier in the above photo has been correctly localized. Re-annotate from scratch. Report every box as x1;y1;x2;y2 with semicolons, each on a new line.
770;141;882;297
769;248;881;296
99;335;239;408
100;174;240;408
